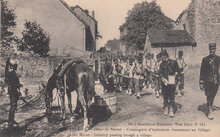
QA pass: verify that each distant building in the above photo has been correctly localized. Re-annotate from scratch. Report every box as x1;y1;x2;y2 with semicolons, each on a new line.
119;16;176;56
175;0;220;56
144;30;196;60
7;0;100;56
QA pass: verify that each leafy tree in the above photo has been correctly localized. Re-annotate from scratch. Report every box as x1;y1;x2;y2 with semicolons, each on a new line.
120;1;174;50
18;21;50;57
104;38;120;51
1;0;17;55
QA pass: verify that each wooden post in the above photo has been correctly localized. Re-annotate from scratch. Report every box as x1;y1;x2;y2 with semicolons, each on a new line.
174;48;177;59
0;0;2;56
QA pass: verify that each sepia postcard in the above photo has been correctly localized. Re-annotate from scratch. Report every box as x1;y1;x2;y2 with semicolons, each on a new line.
0;0;220;137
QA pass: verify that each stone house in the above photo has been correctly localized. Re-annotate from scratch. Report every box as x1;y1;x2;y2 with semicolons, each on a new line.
175;0;220;56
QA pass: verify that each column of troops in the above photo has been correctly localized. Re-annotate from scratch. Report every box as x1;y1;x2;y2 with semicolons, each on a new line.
99;43;220;120
99;49;187;117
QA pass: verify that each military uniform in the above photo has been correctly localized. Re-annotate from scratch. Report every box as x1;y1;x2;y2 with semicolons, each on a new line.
176;51;187;96
115;61;123;91
99;60;114;92
124;59;135;95
199;43;220;120
133;57;144;98
143;54;155;89
154;54;162;98
5;60;22;126
159;50;181;117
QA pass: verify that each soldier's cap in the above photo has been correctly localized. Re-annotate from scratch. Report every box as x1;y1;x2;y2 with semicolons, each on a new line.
178;50;183;54
209;43;216;50
138;55;142;61
160;50;169;57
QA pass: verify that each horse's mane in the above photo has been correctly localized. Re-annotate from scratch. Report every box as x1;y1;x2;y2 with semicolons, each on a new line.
57;59;85;78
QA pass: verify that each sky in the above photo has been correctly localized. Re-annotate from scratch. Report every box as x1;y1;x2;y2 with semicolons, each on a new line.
65;0;191;49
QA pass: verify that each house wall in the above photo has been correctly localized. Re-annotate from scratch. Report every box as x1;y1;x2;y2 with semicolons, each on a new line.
175;0;220;59
174;2;196;39
7;0;86;56
195;0;220;56
73;7;97;51
145;34;196;65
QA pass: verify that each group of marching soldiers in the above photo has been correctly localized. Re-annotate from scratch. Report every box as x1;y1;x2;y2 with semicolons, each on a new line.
99;49;187;117
99;43;220;120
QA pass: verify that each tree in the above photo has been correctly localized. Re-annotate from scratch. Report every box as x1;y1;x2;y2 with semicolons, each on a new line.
1;0;17;56
18;21;50;57
120;1;174;50
104;38;120;51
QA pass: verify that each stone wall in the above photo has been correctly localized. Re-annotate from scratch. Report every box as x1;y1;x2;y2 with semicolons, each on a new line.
175;0;220;65
195;0;220;56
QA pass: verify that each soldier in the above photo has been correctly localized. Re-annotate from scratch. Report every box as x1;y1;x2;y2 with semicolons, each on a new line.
99;58;114;92
199;43;220;120
143;53;155;89
121;57;129;90
133;56;144;99
154;53;162;98
114;58;123;92
176;50;187;97
159;50;181;117
126;57;135;95
5;59;22;127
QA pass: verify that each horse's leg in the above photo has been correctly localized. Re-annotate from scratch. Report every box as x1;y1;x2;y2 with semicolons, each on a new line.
59;92;66;120
77;86;89;131
67;91;73;114
74;94;82;116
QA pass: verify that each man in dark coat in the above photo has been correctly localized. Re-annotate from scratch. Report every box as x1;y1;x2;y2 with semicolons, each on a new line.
199;43;220;120
5;59;22;126
99;58;114;92
159;50;181;117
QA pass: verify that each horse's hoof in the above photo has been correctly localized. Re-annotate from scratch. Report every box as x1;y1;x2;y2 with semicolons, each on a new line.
83;124;90;132
70;117;75;122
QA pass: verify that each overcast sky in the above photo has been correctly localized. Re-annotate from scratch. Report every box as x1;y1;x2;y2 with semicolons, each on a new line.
65;0;190;49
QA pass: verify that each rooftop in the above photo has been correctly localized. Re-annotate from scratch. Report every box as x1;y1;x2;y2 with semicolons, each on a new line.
148;29;197;48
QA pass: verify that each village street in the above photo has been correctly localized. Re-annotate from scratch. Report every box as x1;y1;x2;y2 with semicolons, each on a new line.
1;61;219;137
54;64;220;137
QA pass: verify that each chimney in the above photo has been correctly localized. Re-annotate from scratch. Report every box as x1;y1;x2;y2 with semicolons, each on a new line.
84;10;89;14
92;11;95;18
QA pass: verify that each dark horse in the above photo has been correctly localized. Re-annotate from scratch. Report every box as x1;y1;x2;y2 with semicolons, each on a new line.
45;59;95;131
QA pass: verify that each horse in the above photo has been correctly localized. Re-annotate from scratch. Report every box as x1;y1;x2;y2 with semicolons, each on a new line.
53;59;95;131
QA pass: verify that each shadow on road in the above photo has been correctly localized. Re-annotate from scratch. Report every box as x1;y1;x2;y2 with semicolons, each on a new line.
90;95;113;128
174;103;183;113
198;104;220;114
198;104;208;114
140;92;153;97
